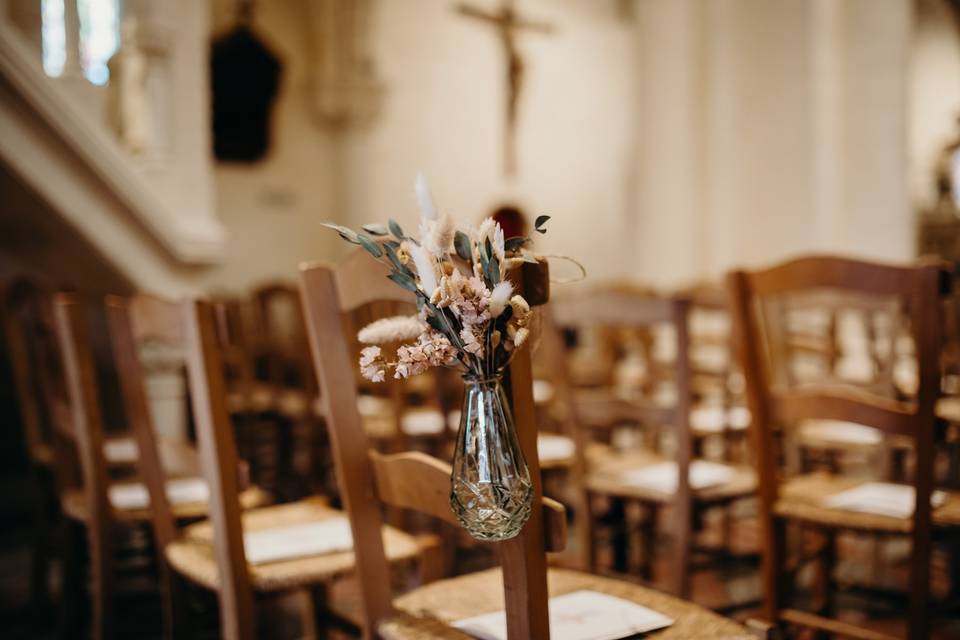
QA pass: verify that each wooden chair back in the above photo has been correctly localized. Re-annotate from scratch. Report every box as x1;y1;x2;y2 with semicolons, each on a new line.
300;250;563;640
727;255;948;640
252;282;314;392
548;287;693;595
1;277;61;469
50;293;120;638
107;293;256;640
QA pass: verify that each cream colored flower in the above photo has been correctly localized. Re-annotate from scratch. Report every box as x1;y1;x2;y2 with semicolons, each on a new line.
357;315;426;344
489;281;513;317
509;295;530;319
408;242;438;294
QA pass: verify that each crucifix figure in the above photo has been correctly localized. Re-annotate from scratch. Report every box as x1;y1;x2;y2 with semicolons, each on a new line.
457;0;553;176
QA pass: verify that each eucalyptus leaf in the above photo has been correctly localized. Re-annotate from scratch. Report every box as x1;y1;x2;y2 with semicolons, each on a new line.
383;242;403;270
322;222;360;244
387;272;418;292
504;236;528;252
358;235;383;258
486;256;501;285
388;219;405;240
425;314;446;333
362;223;388;236
534;215;551;234
454;231;472;261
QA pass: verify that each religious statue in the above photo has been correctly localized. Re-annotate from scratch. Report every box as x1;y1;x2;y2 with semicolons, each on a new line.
106;17;153;156
457;0;553;176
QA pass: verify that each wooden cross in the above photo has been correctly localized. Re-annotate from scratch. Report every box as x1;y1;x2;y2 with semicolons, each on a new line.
457;0;553;176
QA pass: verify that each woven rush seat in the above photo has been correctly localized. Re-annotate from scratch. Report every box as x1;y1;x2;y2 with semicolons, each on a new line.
689;405;750;436
166;498;423;592
775;472;960;532
61;484;270;522
584;447;756;504
379;567;749;639
536;432;576;470
275;388;312;418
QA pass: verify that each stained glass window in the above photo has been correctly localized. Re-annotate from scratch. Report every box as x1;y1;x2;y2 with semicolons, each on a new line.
41;0;120;86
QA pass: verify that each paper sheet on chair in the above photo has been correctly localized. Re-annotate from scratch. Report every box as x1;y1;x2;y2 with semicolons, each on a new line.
618;460;734;494
822;482;947;519
452;590;673;640
108;477;209;510
243;518;354;565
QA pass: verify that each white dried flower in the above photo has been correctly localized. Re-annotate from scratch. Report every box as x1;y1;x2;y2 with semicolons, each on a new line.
489;281;513;317
513;327;530;348
415;172;438;221
509;295;530;318
408;242;438;295
492;222;505;262
422;212;456;256
357;315;426;344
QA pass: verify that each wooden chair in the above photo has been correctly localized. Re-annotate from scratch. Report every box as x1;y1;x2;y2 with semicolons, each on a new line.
728;255;960;640
50;293;270;638
545;288;756;600
108;293;431;639
300;250;749;639
1;277;64;623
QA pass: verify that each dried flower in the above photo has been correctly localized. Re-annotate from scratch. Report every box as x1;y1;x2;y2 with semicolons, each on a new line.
415;172;438;221
489;281;513;317
408;242;438;294
423;212;457;256
509;295;530;319
324;174;560;383
359;346;387;382
460;327;484;357
357;315;426;344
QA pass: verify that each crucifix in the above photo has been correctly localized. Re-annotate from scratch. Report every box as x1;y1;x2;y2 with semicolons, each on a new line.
457;0;554;176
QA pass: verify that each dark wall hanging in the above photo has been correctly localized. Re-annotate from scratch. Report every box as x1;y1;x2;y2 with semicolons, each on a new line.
210;0;282;162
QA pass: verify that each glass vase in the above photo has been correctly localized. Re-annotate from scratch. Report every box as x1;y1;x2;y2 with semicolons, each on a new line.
449;374;533;541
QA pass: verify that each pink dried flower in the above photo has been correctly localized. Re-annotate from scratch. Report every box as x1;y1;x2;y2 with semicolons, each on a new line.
359;346;386;382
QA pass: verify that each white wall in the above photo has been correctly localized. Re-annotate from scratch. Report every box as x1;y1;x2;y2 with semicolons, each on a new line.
633;0;913;289
201;0;342;291
199;0;920;293
339;0;636;283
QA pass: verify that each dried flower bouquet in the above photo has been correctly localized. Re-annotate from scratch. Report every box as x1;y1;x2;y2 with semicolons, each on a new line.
324;174;549;383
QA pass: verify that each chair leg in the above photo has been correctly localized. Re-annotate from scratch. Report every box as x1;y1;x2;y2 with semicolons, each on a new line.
762;517;788;624
58;520;84;640
638;503;658;583
812;529;836;640
310;583;329;640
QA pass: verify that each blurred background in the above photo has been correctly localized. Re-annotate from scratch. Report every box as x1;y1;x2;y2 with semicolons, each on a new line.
3;0;960;295
4;1;960;637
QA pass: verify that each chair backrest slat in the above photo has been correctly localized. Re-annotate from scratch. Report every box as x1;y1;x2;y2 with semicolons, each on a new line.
182;300;256;640
768;390;915;437
51;294;117;637
300;262;396;629
105;296;178;550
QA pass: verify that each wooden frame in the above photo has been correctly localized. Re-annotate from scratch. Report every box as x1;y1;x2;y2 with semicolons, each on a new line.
727;255;946;640
548;289;695;597
300;251;557;639
110;294;257;640
51;293;118;639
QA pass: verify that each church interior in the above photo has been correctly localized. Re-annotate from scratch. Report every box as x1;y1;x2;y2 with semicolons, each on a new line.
3;0;960;638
